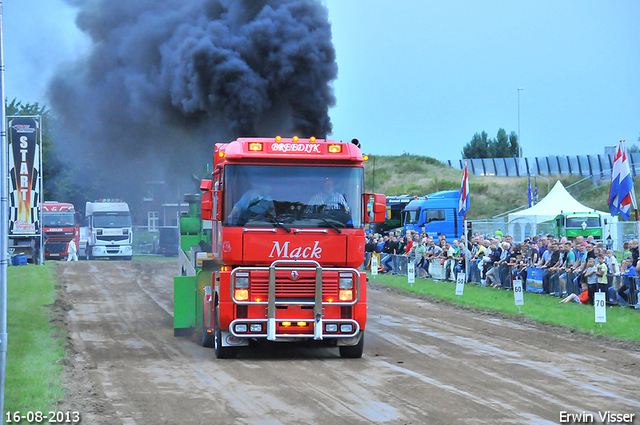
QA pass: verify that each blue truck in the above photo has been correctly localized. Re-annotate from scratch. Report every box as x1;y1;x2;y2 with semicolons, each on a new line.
402;190;463;240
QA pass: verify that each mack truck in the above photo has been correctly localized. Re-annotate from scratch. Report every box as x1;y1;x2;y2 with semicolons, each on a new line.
85;200;133;260
174;137;386;359
41;201;80;260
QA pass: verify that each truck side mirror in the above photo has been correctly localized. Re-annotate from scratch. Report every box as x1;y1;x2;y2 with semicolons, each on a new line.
364;193;386;223
200;179;220;221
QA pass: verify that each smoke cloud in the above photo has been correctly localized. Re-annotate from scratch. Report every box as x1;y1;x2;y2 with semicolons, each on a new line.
48;0;337;202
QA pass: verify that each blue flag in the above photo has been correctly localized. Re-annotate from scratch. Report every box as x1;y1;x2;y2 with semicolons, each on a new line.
527;176;533;208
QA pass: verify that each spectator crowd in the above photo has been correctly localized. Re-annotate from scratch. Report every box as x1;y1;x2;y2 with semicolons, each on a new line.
363;229;639;308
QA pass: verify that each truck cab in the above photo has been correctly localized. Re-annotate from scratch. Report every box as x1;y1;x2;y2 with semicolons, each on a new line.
41;201;80;260
85;200;133;260
549;212;605;240
403;190;463;240
174;137;385;359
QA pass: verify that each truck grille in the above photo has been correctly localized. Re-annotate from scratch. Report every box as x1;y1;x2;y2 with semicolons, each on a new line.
249;270;339;298
97;235;129;242
45;242;67;254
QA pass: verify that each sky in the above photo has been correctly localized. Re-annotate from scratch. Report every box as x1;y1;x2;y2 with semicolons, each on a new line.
2;0;639;163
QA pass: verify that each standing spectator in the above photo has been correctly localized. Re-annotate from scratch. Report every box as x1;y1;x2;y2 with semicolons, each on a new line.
595;254;609;296
380;236;398;274
618;259;638;306
583;258;598;305
631;239;639;267
423;240;442;278
622;241;632;260
605;249;619;290
414;239;427;277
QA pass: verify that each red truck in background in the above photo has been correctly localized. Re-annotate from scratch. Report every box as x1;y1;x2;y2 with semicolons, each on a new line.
42;201;80;260
174;136;386;359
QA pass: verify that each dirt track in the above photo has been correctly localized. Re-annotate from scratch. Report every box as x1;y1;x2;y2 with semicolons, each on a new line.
54;260;640;424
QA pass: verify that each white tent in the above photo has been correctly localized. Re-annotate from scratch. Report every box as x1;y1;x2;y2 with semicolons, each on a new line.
507;180;611;240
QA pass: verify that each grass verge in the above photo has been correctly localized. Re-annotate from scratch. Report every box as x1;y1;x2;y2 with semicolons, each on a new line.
369;273;640;343
5;263;65;412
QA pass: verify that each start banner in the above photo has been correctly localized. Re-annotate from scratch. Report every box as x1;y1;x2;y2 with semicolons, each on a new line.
8;116;42;235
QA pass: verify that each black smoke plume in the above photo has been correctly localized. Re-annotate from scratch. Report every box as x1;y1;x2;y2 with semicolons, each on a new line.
47;0;337;206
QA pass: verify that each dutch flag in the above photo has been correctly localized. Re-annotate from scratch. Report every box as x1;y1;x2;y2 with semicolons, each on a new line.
609;141;636;220
458;160;470;217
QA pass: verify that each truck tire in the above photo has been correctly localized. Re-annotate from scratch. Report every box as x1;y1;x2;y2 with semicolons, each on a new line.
214;305;237;359
339;331;364;359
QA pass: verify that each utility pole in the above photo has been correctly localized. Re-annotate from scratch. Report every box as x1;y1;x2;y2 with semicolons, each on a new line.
0;1;9;421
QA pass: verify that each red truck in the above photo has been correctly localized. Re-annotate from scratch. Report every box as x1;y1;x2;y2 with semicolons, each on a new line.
42;201;80;260
174;137;385;358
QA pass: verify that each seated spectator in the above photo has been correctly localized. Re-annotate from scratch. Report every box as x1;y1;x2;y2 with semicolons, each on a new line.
560;282;589;304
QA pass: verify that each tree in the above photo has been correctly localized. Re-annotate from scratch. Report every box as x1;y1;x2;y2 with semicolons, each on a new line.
462;128;520;158
462;131;490;158
628;144;640;153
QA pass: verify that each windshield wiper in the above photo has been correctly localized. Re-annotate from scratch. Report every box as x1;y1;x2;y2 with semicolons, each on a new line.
268;216;291;233
319;218;342;234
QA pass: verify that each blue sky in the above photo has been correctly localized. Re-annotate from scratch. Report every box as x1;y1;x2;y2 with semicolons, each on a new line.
3;0;639;162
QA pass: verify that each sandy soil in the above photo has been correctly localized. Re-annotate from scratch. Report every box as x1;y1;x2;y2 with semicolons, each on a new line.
51;260;640;424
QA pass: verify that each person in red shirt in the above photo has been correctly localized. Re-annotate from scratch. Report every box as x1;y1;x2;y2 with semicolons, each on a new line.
560;282;589;304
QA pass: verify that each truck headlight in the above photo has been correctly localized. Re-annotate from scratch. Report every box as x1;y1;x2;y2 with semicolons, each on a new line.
235;324;247;333
235;272;249;289
250;324;263;332
339;273;353;289
325;324;338;332
340;324;353;333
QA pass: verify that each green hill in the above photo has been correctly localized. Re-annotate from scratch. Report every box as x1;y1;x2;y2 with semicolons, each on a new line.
364;154;620;220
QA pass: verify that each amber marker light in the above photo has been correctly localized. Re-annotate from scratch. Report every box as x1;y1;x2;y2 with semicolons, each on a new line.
309;136;316;142
248;142;263;151
297;322;307;327
282;321;292;327
218;152;226;158
339;290;353;301
328;144;342;153
275;135;282;142
363;155;369;161
293;136;299;142
235;289;249;301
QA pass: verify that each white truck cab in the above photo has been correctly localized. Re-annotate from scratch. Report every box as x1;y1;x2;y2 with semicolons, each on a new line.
85;200;133;260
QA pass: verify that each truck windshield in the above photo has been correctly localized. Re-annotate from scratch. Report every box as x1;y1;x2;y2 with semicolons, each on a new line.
43;213;75;227
93;213;132;228
404;209;420;225
566;217;600;228
224;164;364;229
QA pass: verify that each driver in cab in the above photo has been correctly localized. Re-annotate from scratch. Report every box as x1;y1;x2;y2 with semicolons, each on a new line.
307;178;350;214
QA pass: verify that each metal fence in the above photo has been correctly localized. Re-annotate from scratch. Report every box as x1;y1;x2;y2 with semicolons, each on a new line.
448;153;640;178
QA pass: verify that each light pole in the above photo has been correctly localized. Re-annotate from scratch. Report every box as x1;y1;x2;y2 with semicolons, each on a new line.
517;87;523;158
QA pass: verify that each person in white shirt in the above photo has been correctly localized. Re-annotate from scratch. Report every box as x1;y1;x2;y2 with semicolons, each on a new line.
67;239;78;262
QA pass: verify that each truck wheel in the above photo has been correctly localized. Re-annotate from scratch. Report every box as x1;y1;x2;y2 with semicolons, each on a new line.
214;306;237;359
339;331;364;359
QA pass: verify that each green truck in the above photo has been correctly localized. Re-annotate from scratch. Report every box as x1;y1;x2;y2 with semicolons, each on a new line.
548;212;606;240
